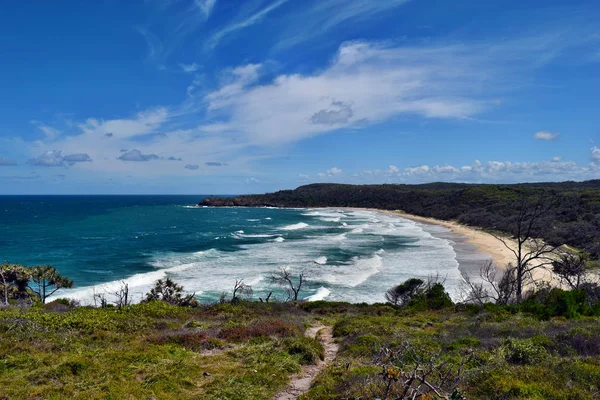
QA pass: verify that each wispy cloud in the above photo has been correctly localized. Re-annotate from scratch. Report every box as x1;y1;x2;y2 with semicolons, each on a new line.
207;0;291;48
274;0;411;50
179;62;200;73
196;0;217;17
378;157;600;183
533;131;560;140
29;150;92;167
592;146;600;162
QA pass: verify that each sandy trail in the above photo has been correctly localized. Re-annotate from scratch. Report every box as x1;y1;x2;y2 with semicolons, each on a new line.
274;325;339;400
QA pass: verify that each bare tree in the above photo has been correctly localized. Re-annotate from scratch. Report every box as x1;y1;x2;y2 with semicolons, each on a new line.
552;252;591;290
231;279;253;303
374;341;471;400
461;261;519;305
0;262;17;306
93;289;109;308
113;281;130;310
490;196;560;302
269;268;305;301
259;292;272;302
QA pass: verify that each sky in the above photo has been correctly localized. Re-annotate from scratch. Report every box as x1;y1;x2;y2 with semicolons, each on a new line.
0;0;599;194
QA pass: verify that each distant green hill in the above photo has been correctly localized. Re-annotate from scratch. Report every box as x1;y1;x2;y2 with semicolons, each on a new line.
200;180;600;260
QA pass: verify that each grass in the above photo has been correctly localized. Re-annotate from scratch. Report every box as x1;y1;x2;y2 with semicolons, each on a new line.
1;300;599;399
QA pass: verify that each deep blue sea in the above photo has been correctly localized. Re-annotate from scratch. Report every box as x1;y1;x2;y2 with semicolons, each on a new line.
0;196;472;304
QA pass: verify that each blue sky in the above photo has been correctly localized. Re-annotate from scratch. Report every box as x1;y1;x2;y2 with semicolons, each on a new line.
0;0;599;194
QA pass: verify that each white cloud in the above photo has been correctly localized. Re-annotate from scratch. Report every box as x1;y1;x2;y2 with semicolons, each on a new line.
386;165;400;175
179;62;200;73
208;0;291;48
203;41;493;145
196;0;217;17
432;165;459;174
28;150;92;167
326;167;342;176
533;131;560;140
404;165;430;175
592;146;600;162
275;0;411;50
117;149;160;162
397;157;597;183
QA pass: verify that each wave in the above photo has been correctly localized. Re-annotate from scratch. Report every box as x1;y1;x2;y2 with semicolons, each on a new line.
305;287;331;301
320;217;341;222
319;254;383;288
280;222;309;231
314;256;328;265
273;236;285;242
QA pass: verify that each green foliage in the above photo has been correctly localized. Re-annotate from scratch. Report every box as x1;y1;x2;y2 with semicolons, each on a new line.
408;283;454;311
502;338;548;365
144;278;199;307
385;278;424;307
283;335;325;364
521;288;597;319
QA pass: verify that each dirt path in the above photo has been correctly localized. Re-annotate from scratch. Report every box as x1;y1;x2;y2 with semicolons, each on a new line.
274;325;339;400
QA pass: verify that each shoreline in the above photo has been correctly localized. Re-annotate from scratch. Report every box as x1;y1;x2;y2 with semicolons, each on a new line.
333;207;558;286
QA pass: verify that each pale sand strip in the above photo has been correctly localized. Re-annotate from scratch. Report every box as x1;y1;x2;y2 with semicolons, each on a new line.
336;207;558;285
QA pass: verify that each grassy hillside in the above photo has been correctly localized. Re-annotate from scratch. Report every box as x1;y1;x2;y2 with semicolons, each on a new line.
200;181;600;260
1;300;599;399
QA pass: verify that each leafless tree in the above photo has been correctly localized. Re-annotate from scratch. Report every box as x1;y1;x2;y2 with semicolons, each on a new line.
93;288;108;308
552;252;591;290
269;268;305;301
461;261;519;305
374;341;471;400
231;279;253;303
113;281;130;310
259;292;272;302
490;196;560;302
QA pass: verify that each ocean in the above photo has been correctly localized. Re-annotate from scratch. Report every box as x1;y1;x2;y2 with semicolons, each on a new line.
0;195;488;304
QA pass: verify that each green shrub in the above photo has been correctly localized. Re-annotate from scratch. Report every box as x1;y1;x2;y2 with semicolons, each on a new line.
521;288;592;319
502;338;548;365
283;336;325;364
409;283;453;311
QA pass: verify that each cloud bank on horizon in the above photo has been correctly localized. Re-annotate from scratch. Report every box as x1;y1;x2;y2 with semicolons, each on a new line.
0;0;599;194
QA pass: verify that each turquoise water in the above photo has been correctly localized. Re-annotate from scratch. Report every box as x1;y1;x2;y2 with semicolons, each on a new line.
0;196;466;304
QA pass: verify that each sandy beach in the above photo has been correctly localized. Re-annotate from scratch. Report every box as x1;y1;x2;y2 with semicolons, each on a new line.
337;207;559;285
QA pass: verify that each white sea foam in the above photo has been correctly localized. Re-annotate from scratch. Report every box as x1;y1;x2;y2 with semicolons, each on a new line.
55;208;466;305
320;217;341;222
305;287;331;301
314;256;328;265
319;254;383;287
265;217;272;220
280;222;309;231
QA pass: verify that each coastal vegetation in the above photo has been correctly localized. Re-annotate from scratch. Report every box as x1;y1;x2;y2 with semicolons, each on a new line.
1;280;600;399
